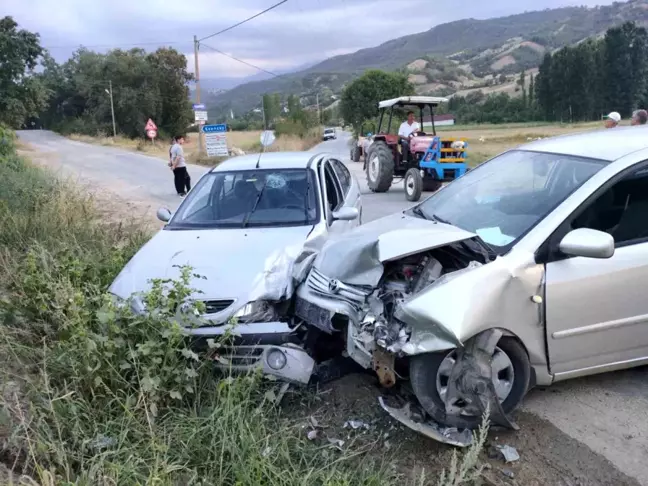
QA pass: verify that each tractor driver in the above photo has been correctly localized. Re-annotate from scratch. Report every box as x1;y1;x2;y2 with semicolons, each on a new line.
398;111;420;157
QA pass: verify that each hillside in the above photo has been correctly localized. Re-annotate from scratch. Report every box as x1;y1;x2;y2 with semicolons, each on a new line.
207;0;648;118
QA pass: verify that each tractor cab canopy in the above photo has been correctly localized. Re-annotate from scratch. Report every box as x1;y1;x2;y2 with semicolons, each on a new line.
378;96;448;109
376;96;449;136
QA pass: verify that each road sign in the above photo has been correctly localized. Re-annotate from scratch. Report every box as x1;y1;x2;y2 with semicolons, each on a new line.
202;124;227;133
192;103;206;110
145;118;157;131
146;129;157;139
260;130;275;147
202;124;228;157
194;110;208;122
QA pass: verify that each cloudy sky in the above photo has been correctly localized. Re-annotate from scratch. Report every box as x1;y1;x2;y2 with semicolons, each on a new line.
6;0;616;79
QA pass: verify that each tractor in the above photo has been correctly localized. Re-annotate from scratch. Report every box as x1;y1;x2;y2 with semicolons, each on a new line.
363;96;468;202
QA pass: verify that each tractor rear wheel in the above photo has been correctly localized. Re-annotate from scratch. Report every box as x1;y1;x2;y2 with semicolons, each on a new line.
365;141;394;193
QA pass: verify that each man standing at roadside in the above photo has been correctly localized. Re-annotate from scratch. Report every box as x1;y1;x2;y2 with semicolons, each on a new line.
631;110;648;126
603;112;621;128
170;135;191;197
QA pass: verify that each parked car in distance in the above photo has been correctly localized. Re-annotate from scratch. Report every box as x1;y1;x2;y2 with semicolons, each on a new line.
295;125;648;430
109;152;362;384
323;128;337;141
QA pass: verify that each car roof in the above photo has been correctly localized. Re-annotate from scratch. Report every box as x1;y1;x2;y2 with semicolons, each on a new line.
378;96;449;108
210;152;325;172
521;126;648;162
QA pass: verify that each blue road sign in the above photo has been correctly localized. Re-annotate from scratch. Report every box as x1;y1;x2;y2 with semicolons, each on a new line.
192;103;206;110
202;124;227;133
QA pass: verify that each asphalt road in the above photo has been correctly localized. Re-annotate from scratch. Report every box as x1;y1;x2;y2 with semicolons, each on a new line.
17;129;648;484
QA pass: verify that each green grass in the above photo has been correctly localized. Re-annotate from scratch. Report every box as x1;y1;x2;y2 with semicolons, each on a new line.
0;126;488;485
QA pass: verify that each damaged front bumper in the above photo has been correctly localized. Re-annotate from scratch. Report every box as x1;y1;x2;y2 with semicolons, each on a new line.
187;320;315;385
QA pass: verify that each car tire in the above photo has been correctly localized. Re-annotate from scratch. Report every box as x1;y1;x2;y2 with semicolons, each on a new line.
404;168;422;202
409;337;531;429
365;141;394;193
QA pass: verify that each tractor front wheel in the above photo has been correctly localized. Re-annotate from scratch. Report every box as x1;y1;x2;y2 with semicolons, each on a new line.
365;142;394;193
405;168;423;202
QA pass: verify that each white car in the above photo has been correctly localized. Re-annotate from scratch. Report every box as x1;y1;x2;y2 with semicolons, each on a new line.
323;128;337;141
109;152;362;383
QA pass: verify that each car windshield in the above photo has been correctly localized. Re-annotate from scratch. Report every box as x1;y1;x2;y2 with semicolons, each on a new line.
325;129;334;134
414;150;607;249
168;168;319;229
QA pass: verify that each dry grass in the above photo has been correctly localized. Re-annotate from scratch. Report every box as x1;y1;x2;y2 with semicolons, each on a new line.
437;121;607;165
69;130;321;167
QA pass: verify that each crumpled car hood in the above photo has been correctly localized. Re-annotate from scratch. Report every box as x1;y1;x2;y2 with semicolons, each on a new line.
109;225;315;310
312;212;476;286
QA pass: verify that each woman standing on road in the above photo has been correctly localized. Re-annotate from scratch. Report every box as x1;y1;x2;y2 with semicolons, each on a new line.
170;135;191;197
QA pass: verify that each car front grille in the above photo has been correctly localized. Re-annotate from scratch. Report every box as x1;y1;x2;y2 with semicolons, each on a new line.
202;299;235;315
307;268;371;308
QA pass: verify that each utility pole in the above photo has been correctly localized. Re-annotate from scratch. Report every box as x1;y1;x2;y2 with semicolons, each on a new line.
316;93;321;125
107;80;116;137
193;35;203;155
261;97;267;130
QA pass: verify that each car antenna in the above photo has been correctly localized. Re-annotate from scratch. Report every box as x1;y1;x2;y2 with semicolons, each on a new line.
255;141;265;169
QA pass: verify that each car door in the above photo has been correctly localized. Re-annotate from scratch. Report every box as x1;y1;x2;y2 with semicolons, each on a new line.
544;163;648;379
330;158;362;226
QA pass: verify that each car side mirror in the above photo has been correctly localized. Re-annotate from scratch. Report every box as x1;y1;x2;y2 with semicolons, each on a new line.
332;206;359;222
558;228;614;259
157;207;172;223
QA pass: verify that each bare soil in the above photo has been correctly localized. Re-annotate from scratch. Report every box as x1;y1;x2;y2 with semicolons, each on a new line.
286;373;640;486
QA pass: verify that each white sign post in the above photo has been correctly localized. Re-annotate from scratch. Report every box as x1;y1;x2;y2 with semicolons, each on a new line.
202;124;228;157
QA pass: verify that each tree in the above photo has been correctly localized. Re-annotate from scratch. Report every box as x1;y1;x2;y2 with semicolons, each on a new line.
0;16;48;128
536;53;554;121
518;70;527;109
603;22;648;117
37;46;194;137
340;70;414;135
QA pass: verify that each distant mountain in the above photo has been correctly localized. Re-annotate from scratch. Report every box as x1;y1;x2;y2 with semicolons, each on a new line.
198;61;319;100
208;0;648;117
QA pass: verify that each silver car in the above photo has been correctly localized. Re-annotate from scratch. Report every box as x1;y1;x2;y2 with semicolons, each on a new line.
109;152;362;383
295;126;648;435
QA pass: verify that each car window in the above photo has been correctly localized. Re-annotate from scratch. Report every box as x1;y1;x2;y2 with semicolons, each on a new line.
415;150;607;249
169;168;319;229
324;162;342;212
331;159;351;196
572;166;648;246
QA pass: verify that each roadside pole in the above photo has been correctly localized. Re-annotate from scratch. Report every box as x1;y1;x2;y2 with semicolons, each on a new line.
316;93;321;125
193;35;204;155
108;80;117;137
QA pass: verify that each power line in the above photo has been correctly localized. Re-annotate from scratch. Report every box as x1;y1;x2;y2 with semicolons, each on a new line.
198;0;288;42
44;41;191;50
200;42;280;77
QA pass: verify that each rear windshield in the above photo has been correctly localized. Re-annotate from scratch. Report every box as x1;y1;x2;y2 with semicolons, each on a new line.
168;168;320;229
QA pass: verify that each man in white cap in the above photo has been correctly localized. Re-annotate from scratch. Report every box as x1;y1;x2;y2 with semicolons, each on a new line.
604;112;621;128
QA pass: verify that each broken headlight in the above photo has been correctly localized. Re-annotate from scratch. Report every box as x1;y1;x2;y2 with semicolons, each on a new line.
233;300;277;322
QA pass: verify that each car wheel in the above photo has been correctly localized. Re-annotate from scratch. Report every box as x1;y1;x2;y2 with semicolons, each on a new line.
409;337;531;429
404;168;422;202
